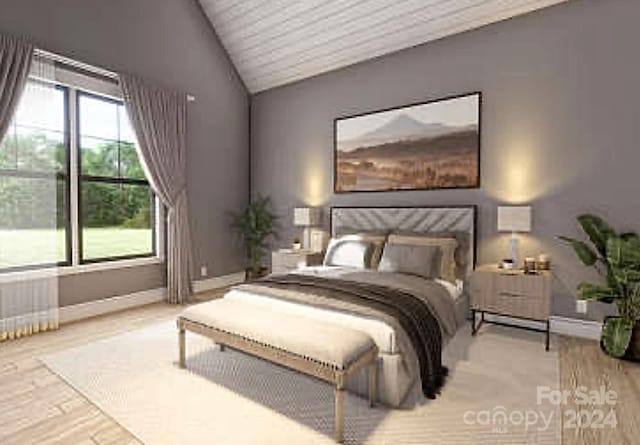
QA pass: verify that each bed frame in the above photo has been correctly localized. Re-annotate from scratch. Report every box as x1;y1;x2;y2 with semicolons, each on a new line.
330;205;477;277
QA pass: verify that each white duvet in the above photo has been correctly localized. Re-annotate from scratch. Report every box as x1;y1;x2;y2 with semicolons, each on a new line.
224;266;463;355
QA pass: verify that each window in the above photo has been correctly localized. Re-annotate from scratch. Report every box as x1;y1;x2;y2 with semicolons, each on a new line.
78;93;155;262
0;72;159;272
0;81;70;270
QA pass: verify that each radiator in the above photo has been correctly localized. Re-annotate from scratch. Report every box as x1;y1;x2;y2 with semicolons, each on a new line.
0;275;59;341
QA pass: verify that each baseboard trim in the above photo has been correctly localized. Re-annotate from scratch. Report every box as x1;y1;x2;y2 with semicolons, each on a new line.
550;316;603;340
192;271;245;294
60;271;245;324
481;313;602;340
59;287;166;324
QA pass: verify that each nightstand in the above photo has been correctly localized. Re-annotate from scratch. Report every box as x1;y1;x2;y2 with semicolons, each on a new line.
271;250;323;275
470;265;552;350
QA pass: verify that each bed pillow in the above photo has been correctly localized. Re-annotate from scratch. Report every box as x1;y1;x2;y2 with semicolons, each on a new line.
323;237;377;269
387;234;458;283
324;233;387;269
394;231;470;280
378;244;443;279
347;233;387;268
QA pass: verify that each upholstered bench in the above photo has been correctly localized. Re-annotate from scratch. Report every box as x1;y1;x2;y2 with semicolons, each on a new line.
177;298;379;443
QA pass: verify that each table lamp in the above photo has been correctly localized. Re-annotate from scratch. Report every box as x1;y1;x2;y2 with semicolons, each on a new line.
497;206;531;268
294;207;321;250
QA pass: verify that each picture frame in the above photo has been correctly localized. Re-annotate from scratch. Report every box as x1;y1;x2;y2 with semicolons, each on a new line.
334;92;481;193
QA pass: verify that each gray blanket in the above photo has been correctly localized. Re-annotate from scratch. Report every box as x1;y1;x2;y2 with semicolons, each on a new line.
237;271;456;398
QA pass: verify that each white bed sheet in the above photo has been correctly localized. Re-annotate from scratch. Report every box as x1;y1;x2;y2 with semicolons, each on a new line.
224;266;463;355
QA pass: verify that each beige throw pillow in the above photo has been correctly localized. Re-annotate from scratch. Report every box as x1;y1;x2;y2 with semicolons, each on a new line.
387;234;458;283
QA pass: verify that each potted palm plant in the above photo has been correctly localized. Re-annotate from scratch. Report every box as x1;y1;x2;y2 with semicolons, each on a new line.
559;214;640;360
231;195;278;280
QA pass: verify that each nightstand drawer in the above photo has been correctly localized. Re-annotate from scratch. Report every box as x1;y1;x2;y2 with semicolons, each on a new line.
495;273;545;298
483;292;549;320
271;251;323;275
272;254;307;269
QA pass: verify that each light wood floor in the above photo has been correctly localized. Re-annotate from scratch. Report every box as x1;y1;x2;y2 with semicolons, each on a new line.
0;290;223;445
1;296;639;444
560;336;640;445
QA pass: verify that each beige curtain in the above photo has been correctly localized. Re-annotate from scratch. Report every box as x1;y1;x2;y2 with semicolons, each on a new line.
0;33;33;144
0;35;61;340
119;74;192;304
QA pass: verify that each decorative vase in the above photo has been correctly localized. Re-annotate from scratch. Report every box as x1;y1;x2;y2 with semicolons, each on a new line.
292;242;302;250
600;316;640;362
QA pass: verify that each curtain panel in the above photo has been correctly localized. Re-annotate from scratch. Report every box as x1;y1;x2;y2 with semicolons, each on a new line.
0;275;59;341
119;74;192;304
0;34;61;341
0;33;34;146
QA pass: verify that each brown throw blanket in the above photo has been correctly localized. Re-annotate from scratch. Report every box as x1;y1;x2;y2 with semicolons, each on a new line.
250;274;448;399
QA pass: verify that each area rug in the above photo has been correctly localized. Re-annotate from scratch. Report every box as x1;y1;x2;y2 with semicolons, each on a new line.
42;321;561;444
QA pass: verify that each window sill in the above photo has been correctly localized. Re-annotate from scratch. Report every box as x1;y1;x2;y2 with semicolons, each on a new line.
0;256;164;284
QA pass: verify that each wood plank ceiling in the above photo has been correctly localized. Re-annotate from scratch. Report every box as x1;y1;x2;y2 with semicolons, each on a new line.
199;0;571;93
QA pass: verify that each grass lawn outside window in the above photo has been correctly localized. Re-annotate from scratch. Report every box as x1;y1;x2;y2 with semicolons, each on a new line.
0;228;152;269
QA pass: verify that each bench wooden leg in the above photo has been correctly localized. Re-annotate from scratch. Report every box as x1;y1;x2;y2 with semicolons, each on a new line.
178;326;186;368
368;361;377;407
335;373;345;443
335;387;344;443
219;343;226;352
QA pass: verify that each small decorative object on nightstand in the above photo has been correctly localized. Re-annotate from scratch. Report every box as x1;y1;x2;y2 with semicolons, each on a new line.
470;265;551;350
271;249;323;275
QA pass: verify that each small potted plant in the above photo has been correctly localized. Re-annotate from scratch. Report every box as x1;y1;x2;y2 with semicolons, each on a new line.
231;195;279;280
559;214;640;360
292;237;302;250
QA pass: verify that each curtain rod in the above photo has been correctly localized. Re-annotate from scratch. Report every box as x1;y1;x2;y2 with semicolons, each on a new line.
33;48;196;102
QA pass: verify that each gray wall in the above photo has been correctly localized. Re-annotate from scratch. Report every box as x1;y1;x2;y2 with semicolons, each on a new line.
251;0;640;321
0;0;249;306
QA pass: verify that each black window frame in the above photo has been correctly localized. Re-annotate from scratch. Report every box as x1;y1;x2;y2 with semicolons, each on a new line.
0;82;72;273
76;90;156;264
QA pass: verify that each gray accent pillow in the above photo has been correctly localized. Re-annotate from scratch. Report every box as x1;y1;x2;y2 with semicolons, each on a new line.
377;244;443;279
393;230;471;279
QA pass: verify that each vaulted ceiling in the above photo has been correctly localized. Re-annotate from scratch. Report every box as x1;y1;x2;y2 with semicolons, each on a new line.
199;0;570;93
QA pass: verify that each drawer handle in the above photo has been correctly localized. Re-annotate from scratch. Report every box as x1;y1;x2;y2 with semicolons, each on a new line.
499;292;526;298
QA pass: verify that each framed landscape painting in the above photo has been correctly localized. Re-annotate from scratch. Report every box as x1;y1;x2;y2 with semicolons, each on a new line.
334;92;481;193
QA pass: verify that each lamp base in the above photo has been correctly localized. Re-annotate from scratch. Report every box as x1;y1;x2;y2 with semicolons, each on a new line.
509;234;520;268
302;227;311;250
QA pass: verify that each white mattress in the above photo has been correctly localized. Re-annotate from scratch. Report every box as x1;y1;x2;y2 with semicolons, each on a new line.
224;266;464;355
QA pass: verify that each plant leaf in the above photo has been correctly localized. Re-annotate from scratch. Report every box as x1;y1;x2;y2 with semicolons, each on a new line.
229;194;279;268
577;214;616;257
558;236;598;266
602;318;633;358
621;232;640;242
607;237;640;269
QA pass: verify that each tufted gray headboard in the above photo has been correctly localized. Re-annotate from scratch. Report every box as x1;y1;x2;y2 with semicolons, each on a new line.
330;206;477;278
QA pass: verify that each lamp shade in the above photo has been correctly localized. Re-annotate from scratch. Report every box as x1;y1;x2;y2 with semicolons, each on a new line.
294;207;321;226
497;206;531;232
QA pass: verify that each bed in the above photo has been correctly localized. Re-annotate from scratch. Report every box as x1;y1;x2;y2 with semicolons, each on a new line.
223;206;477;407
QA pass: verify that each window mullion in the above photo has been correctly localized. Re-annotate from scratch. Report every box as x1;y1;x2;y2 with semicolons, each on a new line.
69;88;80;266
